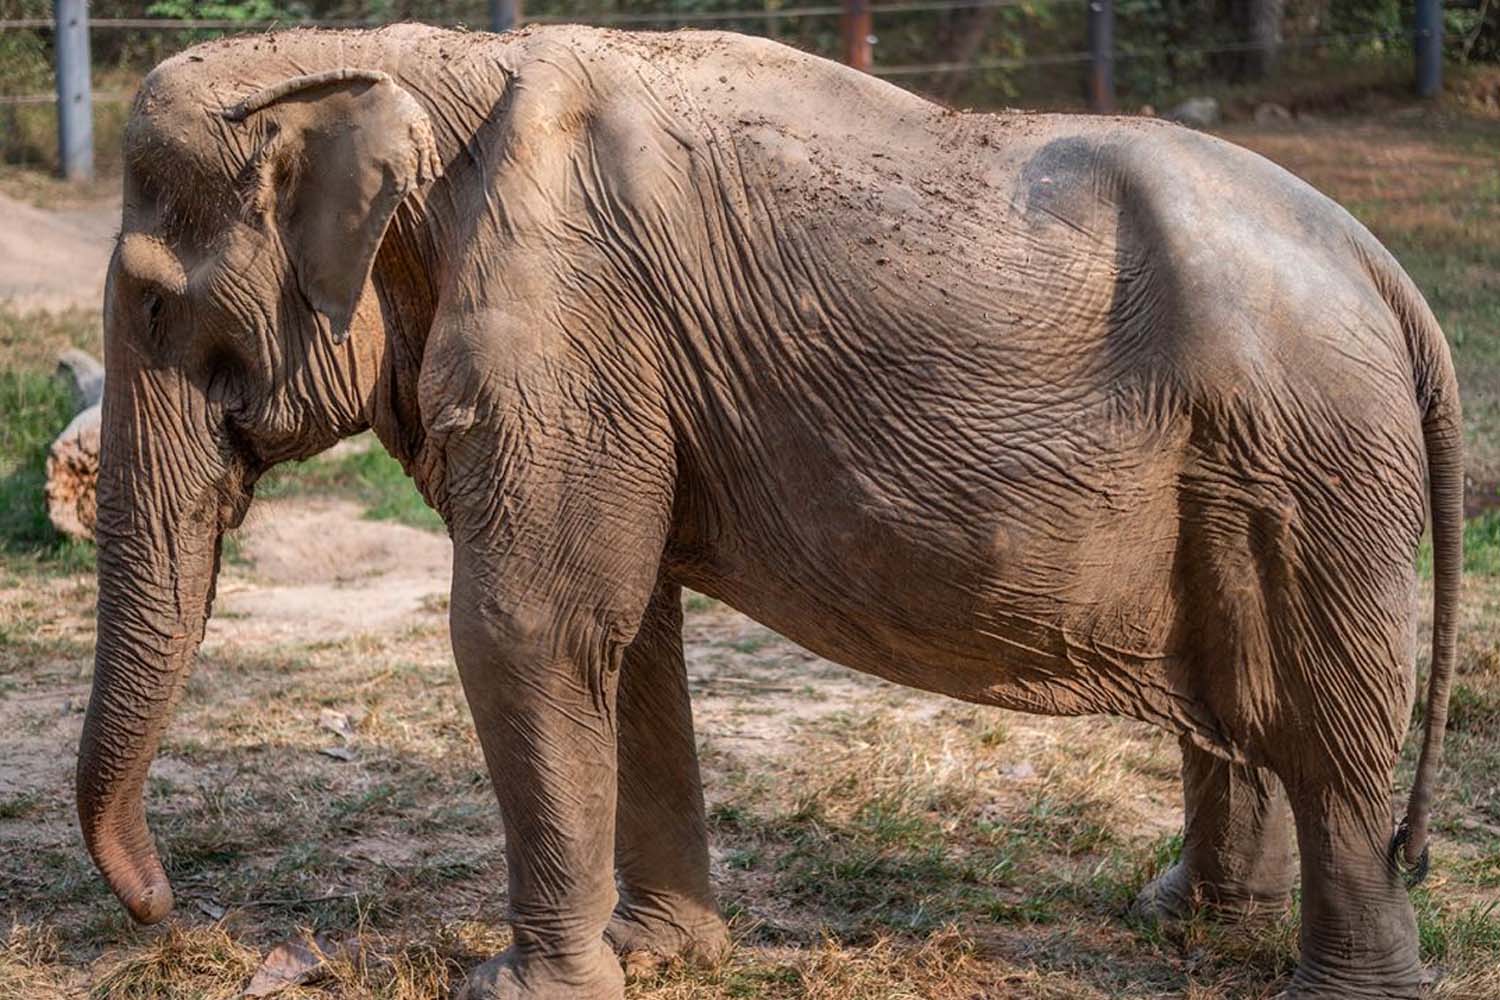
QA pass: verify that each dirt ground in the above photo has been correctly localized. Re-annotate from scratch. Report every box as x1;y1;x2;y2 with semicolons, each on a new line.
0;191;119;314
3;110;1499;1000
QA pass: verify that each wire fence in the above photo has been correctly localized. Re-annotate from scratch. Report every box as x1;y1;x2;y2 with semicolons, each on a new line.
0;0;1459;174
0;5;1431;99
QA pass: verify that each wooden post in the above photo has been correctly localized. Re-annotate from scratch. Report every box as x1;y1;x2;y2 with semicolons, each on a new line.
54;0;93;182
489;0;521;33
1414;0;1442;98
842;0;872;73
1087;0;1114;112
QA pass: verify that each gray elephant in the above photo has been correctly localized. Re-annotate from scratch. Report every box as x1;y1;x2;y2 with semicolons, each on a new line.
80;23;1461;1000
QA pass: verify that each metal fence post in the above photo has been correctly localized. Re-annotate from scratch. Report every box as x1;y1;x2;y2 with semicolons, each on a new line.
842;0;872;73
1087;0;1114;112
489;0;521;33
1414;0;1442;98
54;0;93;182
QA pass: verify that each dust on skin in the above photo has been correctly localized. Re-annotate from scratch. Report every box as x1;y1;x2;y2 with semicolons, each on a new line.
79;24;1459;1000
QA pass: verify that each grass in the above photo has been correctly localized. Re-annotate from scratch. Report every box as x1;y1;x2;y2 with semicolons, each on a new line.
258;443;444;534
0;369;95;559
1417;509;1500;578
88;926;259;1000
0;307;101;571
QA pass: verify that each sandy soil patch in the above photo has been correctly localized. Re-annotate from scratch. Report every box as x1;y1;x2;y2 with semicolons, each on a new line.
0;191;120;313
212;499;452;647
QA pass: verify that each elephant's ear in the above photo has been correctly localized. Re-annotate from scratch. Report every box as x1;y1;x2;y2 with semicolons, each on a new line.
223;69;443;344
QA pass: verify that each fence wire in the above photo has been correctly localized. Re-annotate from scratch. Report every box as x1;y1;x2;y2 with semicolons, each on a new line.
0;6;1418;106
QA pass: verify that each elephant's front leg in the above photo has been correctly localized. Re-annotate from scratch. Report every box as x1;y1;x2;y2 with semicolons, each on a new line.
452;581;628;1000
1133;737;1297;923
608;581;730;969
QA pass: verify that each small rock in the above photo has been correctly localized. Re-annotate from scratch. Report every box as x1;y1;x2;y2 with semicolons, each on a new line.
1002;761;1036;780
1253;102;1293;124
318;746;356;762
1167;96;1220;129
56;349;105;410
194;898;226;920
1137;103;1156;117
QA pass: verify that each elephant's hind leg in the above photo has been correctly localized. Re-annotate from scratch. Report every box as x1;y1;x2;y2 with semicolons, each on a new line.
608;580;731;970
1132;736;1296;923
1277;764;1422;999
1263;551;1424;995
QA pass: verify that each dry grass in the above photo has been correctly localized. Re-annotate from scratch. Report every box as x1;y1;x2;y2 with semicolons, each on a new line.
88;926;259;1000
4;574;1499;998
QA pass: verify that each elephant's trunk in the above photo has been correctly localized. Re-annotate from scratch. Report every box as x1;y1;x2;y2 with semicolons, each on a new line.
76;366;234;925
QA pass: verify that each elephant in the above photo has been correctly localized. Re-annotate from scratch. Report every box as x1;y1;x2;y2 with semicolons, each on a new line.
79;22;1461;1000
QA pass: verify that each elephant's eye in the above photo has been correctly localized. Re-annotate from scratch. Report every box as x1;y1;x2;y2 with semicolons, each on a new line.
143;291;164;335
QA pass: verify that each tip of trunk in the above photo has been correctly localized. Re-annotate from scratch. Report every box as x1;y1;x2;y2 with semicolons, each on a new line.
118;875;175;923
83;826;177;924
78;784;178;924
120;871;175;924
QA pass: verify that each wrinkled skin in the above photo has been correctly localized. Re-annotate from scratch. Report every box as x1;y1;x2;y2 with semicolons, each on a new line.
82;24;1462;1000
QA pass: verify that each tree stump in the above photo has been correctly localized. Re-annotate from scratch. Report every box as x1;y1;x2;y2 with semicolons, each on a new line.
45;350;104;542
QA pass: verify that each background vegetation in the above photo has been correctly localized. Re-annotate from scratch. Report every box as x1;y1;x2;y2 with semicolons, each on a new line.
3;0;1500;170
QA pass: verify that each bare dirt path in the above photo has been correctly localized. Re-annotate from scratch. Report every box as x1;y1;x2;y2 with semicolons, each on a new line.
212;498;453;647
0;191;120;313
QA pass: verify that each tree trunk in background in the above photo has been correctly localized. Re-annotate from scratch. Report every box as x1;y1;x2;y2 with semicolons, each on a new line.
46;349;106;541
1239;0;1284;79
937;8;997;102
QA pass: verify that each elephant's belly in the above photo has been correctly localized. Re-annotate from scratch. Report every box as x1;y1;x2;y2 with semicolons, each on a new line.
672;490;1212;739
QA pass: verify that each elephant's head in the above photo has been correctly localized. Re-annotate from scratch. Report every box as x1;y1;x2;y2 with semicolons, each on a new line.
81;46;443;924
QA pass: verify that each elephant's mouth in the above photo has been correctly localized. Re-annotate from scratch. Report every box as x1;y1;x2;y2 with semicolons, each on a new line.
218;422;265;531
220;487;253;531
216;458;258;532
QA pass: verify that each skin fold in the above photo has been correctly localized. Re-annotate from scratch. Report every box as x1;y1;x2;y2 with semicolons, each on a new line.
81;24;1461;1000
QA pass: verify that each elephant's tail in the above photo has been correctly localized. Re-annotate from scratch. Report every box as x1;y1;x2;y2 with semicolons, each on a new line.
1374;245;1463;886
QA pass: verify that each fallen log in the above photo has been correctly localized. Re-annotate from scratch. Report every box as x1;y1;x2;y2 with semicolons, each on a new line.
45;350;104;541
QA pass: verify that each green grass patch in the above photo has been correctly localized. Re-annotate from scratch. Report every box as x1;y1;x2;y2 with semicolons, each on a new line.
257;441;444;533
1448;682;1500;735
726;632;775;655
1460;511;1500;576
0;368;95;568
684;591;721;613
1417;509;1500;578
0;791;43;819
1414;894;1500;967
0;307;100;570
727;787;1024;940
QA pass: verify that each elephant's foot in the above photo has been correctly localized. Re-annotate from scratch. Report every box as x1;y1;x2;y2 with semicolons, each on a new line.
1275;960;1432;1000
1130;861;1293;924
459;943;625;1000
1130;861;1200;923
1277;914;1428;1000
605;899;731;975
